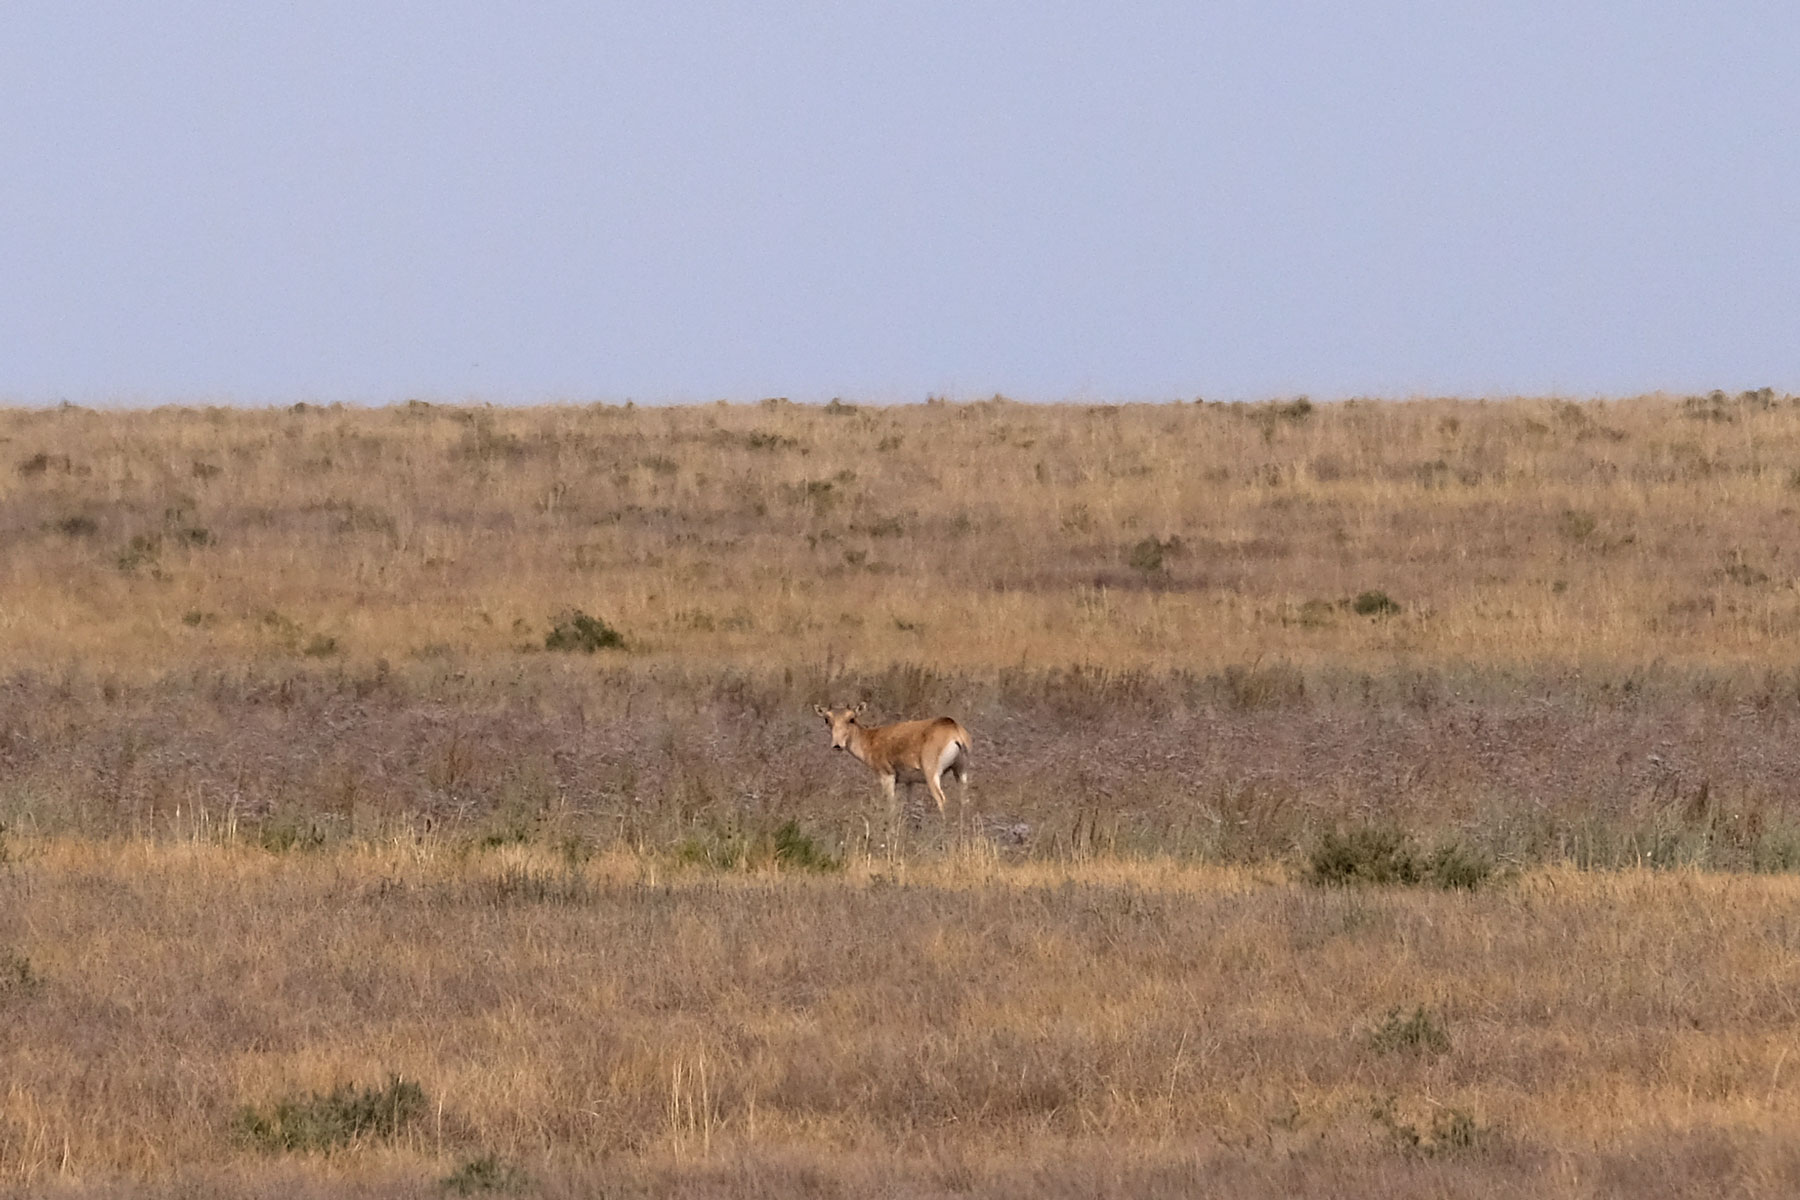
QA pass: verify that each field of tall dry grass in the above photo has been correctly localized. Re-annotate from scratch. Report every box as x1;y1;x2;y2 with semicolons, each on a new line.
7;841;1800;1197
4;391;1800;674
4;393;1800;1195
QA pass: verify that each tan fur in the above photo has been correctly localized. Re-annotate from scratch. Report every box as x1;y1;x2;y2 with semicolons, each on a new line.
814;702;972;813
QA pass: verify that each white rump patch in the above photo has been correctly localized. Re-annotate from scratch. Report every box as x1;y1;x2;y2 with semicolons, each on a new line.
936;740;962;777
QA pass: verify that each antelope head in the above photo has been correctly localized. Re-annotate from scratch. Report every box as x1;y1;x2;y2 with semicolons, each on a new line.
813;701;868;751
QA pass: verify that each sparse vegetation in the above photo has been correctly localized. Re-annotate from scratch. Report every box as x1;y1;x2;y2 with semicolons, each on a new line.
1126;534;1181;573
1368;1005;1451;1056
258;817;328;854
544;609;625;652
0;951;40;1002
5;395;1800;1195
1350;589;1399;616
441;1153;531;1194
672;819;841;873
1307;826;1493;890
1370;1094;1486;1157
479;863;592;904
0;843;1792;1195
234;1075;427;1154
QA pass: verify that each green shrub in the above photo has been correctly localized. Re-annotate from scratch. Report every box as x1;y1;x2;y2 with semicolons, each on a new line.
544;610;625;652
1307;827;1493;890
1308;826;1420;886
1127;535;1181;574
1352;590;1400;616
235;1075;427;1153
0;952;41;1002
1368;1006;1451;1056
302;634;339;658
673;821;841;873
1423;841;1494;890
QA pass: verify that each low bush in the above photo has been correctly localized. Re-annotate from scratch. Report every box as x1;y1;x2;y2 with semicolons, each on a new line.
234;1075;427;1153
1352;589;1400;616
1307;826;1492;890
674;820;841;873
1368;1005;1451;1056
0;952;41;1002
544;609;625;652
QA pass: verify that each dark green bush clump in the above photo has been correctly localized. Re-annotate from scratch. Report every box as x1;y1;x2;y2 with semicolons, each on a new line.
1369;1005;1451;1056
1308;826;1417;885
1127;535;1182;574
0;952;41;1002
674;820;841;873
1307;826;1492;890
235;1075;426;1153
1424;840;1494;890
544;609;625;652
1352;589;1400;616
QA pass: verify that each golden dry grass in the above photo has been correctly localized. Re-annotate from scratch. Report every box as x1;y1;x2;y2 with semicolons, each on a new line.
5;394;1800;1195
1;390;1797;676
4;839;1800;1197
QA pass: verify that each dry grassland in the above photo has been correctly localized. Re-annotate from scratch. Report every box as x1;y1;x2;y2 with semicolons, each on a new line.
4;393;1800;862
5;840;1800;1198
4;394;1800;1195
2;391;1799;674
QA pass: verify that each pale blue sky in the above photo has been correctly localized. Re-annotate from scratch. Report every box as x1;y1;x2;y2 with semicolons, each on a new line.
3;3;1797;404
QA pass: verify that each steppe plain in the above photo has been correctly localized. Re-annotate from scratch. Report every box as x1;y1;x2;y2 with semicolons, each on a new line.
5;393;1800;1196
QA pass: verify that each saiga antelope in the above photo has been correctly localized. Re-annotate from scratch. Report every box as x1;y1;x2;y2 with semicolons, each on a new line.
813;702;972;815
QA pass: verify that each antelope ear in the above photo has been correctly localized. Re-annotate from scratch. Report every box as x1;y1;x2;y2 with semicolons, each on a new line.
853;700;868;716
813;704;829;718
